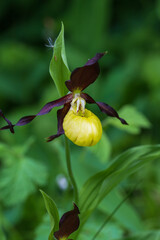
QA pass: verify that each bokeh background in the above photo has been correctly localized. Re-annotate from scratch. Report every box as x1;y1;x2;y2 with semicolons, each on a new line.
0;0;160;239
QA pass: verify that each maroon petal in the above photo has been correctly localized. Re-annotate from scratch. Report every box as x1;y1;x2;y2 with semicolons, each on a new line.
16;115;36;126
37;94;73;116
54;203;80;240
0;94;73;132
0;109;14;133
46;103;71;142
65;52;106;92
81;93;128;125
46;132;63;142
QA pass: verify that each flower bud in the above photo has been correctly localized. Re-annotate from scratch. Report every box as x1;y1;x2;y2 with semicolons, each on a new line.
63;109;102;146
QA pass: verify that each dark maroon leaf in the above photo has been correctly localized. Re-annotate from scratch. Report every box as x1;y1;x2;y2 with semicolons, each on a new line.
65;53;106;92
0;109;14;133
46;103;70;142
81;93;128;125
54;203;80;240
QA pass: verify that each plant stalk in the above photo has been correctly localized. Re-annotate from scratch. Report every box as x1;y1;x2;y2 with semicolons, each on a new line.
64;136;79;204
91;181;141;240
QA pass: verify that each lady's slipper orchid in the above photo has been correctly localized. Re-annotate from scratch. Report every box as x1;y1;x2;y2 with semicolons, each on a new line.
54;203;80;240
0;53;128;146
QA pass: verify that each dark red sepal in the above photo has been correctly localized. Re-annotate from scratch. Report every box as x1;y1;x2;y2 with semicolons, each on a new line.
37;94;73;115
0;94;73;132
16;115;36;126
65;53;106;92
81;93;128;125
46;103;70;142
0;109;14;133
54;203;80;240
46;132;63;142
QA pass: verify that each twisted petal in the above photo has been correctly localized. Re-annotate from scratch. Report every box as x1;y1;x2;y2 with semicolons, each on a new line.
81;93;128;125
54;203;80;240
0;109;14;133
0;94;73;132
65;52;106;92
46;103;71;142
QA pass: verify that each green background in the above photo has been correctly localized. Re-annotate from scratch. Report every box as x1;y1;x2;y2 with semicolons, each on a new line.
0;0;160;239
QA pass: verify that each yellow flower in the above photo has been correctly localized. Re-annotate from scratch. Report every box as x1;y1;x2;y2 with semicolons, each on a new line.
63;108;102;147
63;94;102;146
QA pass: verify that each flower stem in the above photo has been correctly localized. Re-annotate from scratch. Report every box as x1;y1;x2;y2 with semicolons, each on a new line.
64;136;79;204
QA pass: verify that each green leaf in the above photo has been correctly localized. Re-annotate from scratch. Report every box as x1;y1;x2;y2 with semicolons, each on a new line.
103;105;151;134
79;145;160;225
78;220;123;240
49;22;71;97
86;132;111;163
98;188;143;231
0;156;48;206
40;190;59;240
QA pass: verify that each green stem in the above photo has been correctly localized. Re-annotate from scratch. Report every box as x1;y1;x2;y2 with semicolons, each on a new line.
64;136;79;204
91;181;141;240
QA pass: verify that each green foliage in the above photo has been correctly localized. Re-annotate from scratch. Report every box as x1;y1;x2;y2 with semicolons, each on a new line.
0;214;6;240
0;229;6;240
142;54;160;88
78;221;123;240
0;1;160;240
99;188;143;232
0;42;47;102
0;141;48;206
49;23;71;97
86;132;111;163
104;105;151;134
35;214;51;240
120;230;160;240
40;190;59;240
79;145;160;225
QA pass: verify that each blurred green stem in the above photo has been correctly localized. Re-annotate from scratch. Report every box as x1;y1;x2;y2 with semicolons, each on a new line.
91;181;141;240
64;136;79;204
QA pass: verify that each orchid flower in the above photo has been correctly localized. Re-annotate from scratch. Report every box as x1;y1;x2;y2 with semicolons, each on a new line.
0;53;127;146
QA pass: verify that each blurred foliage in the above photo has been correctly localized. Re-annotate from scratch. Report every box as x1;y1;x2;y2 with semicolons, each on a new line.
0;0;160;240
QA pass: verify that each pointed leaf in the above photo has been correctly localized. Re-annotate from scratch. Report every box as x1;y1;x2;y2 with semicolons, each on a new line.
49;22;71;97
79;145;160;225
40;190;59;240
